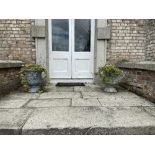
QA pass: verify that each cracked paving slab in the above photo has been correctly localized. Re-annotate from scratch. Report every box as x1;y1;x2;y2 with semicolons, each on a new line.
0;108;33;135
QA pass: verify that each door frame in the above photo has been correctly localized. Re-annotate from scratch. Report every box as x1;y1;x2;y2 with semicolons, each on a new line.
48;19;95;83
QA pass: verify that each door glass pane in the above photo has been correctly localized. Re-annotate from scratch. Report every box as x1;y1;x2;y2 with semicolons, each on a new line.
75;19;91;52
52;19;69;51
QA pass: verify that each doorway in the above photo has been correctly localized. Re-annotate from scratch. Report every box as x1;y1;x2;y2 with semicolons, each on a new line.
48;19;95;81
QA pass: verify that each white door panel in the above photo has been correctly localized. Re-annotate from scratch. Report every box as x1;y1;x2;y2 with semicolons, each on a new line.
72;19;94;78
49;19;72;78
49;53;71;78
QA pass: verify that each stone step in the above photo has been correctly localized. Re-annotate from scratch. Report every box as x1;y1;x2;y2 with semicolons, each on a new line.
21;106;155;135
22;126;155;135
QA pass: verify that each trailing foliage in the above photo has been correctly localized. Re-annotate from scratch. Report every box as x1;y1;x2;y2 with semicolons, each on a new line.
97;64;123;84
20;64;48;92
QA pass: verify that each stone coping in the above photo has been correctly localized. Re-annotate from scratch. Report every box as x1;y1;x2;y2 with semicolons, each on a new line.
117;61;155;71
0;60;24;69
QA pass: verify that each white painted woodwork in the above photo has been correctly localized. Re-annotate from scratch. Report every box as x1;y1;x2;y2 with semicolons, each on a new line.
48;19;95;79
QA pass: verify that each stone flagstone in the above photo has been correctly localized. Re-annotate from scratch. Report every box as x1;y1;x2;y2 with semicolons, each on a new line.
82;91;143;99
26;99;71;108
74;85;102;92
0;84;155;135
47;86;74;92
98;97;154;107
72;98;101;106
109;107;155;128
22;107;110;135
2;93;40;100
39;92;81;99
0;99;29;109
0;109;33;135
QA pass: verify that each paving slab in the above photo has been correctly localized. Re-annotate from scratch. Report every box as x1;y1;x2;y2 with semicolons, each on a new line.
0;99;29;109
22;107;110;135
74;85;102;92
2;93;40;100
82;91;144;99
26;99;71;108
0;109;33;135
98;96;154;107
39;92;81;99
108;107;155;130
22;106;155;135
47;86;74;92
72;98;101;106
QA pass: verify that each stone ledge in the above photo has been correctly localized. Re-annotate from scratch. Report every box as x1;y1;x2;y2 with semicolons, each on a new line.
117;61;155;71
0;60;24;69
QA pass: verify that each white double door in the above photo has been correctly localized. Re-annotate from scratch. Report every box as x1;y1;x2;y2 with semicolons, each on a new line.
49;19;94;79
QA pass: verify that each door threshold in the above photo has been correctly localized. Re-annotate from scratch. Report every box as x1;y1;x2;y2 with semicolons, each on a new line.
50;78;94;84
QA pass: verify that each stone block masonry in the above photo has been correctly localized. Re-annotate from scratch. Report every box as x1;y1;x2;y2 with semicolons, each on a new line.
0;20;36;63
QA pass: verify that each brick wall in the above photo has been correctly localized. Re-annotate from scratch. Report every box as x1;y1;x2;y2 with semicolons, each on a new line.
145;19;155;61
0;19;36;63
107;19;146;63
0;19;154;65
0;67;21;96
119;67;155;103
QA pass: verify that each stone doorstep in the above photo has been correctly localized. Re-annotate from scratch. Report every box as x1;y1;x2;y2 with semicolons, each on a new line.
1;106;155;135
22;126;155;135
20;106;155;135
0;108;33;135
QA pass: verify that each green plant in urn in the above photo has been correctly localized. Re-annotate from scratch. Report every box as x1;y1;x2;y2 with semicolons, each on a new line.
97;64;123;92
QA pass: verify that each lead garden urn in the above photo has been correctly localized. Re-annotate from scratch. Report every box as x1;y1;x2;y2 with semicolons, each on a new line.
20;64;47;93
97;64;123;93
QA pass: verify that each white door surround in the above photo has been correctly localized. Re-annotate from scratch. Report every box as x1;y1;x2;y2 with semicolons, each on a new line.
48;19;95;82
34;19;107;83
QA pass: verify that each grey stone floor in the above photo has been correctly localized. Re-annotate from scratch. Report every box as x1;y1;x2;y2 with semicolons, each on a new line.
0;84;155;135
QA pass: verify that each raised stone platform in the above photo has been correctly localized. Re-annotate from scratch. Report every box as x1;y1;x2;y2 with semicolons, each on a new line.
0;84;155;135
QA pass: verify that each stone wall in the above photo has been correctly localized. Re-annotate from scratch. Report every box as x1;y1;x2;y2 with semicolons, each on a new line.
145;19;155;61
0;60;23;96
0;20;36;63
107;19;146;63
118;62;155;103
